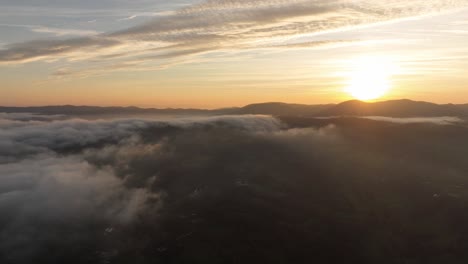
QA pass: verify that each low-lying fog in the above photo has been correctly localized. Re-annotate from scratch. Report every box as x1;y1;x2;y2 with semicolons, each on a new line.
1;113;468;264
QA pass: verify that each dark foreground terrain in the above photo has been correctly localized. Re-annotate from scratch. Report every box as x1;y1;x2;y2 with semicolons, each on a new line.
1;113;468;263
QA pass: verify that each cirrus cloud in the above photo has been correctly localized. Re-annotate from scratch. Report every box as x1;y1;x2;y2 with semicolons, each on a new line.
1;0;467;78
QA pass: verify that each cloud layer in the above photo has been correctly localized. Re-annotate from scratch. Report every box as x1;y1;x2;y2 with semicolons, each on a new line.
1;0;467;76
1;112;468;263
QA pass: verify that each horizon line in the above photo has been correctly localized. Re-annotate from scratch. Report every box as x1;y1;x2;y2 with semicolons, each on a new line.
1;99;467;110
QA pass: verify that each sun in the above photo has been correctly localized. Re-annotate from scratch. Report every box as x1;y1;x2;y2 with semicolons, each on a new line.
345;57;393;101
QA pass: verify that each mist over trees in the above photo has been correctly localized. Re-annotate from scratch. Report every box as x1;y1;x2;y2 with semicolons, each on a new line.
1;113;468;263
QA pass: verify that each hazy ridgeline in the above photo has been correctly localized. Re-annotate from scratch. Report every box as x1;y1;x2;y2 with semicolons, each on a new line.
1;113;468;263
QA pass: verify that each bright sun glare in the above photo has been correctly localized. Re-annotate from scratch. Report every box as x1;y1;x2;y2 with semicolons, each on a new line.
345;57;393;101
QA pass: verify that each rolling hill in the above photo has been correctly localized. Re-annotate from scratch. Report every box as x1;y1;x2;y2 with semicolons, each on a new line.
1;99;468;117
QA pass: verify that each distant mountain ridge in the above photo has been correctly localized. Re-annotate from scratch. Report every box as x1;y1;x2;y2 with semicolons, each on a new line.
234;99;468;117
233;102;333;116
318;99;467;117
0;105;231;116
1;99;468;117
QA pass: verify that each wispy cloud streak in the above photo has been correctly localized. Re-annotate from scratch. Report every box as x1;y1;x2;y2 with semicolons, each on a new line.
0;0;467;75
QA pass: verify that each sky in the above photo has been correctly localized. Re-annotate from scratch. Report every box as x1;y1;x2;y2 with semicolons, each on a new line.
1;0;468;108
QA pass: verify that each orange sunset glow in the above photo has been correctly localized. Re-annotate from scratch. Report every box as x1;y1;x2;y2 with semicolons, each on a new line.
1;1;468;263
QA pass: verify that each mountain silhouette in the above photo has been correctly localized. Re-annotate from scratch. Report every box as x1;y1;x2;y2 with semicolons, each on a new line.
233;102;332;116
1;99;467;117
237;99;468;117
318;99;465;117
